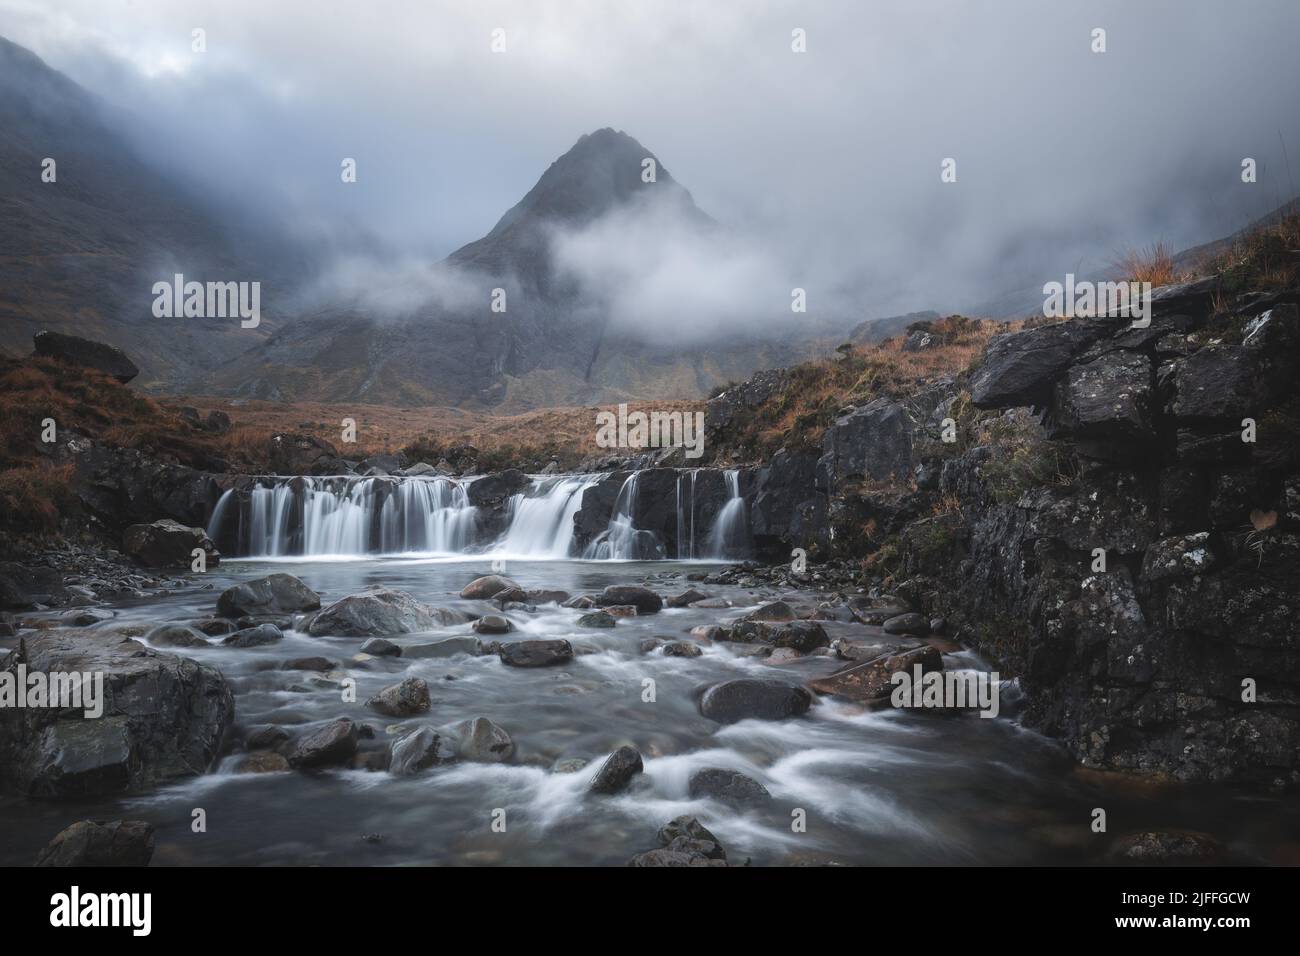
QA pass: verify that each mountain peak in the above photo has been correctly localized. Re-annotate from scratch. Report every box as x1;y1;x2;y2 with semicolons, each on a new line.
447;127;709;276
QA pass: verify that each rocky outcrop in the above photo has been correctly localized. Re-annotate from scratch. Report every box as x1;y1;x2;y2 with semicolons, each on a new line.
699;678;812;723
907;296;1300;787
33;330;139;383
0;631;234;799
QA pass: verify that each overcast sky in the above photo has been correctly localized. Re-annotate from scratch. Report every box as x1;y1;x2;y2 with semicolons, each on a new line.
3;0;1298;325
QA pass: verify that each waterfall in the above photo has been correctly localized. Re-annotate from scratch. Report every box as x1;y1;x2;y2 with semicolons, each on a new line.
208;468;745;561
705;469;749;560
494;475;602;558
676;470;699;559
581;473;663;560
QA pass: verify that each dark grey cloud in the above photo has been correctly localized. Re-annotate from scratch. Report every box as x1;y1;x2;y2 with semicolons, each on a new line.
3;0;1297;332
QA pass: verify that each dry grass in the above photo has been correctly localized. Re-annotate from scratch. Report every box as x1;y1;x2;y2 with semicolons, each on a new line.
0;461;74;533
715;314;1006;460
1198;210;1300;293
1110;241;1187;287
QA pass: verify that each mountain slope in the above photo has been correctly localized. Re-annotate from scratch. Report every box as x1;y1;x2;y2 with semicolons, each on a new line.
201;128;816;408
0;36;275;386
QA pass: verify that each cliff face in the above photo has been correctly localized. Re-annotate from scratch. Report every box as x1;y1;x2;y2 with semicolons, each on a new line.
720;281;1300;789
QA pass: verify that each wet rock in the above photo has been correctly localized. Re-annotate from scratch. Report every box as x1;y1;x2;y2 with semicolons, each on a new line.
524;588;570;605
222;623;284;647
662;641;703;658
0;632;234;799
404;636;482;659
688;767;772;805
1109;830;1221;864
882;612;930;635
308;587;464;637
282;656;334;672
689;625;724;642
595;585;663;614
389;727;457;775
35;819;154;867
603;604;639;618
466;470;530;507
629;816;727;866
191;618;237;637
454;717;515;762
728;619;830;653
563;595;596;609
217;573;320;618
245;725;290;750
1140;532;1215;582
367;677;431;717
33;330;139;383
667;588;709;608
577;610;617;628
472;614;512;635
589;745;644;794
638;638;661;654
145;624;211;648
741;600;797;622
808;645;942;702
929;617;947;635
699;678;812;723
61;608;114;627
237;751;290;774
460;574;520;599
287;718;359;769
498;639;573;668
360;637;401;657
122;519;220;569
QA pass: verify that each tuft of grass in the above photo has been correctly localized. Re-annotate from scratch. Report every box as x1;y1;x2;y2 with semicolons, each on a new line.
1111;241;1186;287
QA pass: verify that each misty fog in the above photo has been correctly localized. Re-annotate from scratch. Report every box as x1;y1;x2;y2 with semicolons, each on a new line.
3;0;1298;337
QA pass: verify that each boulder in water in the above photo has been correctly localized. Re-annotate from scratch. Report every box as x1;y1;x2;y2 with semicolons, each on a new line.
498;639;573;667
35;820;155;867
122;519;220;569
577;610;617;628
217;573;320;618
460;574;520;599
589;745;644;794
882;612;930;635
466;470;530;506
0;632;233;799
741;600;797;622
667;588;709;608
807;645;942;702
404;636;482;659
454;717;515;762
389;727;457;775
145;624;211;648
237;751;290;774
360;637;402;657
472;614;512;635
699;678;812;723
661;641;703;658
308;587;464;637
222;623;284;647
688;767;772;805
595;585;663;614
287;718;359;769
629;816;727;866
367;677;431;717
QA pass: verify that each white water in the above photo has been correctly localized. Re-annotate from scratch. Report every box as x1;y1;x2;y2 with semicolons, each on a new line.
494;475;602;559
707;470;749;560
582;472;663;560
209;470;750;561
